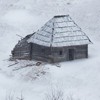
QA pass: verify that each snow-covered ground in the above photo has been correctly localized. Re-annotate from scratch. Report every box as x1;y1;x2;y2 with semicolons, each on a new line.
0;0;100;100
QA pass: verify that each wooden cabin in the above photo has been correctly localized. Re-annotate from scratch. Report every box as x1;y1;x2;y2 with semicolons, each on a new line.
12;15;91;63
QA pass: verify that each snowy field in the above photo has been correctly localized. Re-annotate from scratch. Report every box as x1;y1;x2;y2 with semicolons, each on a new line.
0;0;100;100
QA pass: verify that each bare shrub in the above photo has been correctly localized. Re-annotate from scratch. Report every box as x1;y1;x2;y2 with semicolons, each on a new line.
6;92;15;100
45;87;78;100
16;93;24;100
5;92;24;100
45;88;64;100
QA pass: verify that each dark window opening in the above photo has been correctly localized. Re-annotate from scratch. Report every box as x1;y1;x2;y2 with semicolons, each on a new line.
68;49;74;60
41;48;45;53
59;51;63;55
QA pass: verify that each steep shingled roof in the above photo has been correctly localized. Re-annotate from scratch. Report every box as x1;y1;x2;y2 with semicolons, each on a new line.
28;15;91;47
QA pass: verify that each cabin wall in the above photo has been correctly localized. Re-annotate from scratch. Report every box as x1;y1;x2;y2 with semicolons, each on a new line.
12;41;88;63
51;45;88;62
74;45;88;59
51;47;67;62
31;44;88;63
12;41;31;60
12;33;34;60
31;43;52;62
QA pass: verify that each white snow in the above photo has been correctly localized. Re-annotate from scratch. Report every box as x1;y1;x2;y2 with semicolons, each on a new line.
0;0;100;100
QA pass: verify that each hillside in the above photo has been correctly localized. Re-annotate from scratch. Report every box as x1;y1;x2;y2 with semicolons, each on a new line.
0;0;100;100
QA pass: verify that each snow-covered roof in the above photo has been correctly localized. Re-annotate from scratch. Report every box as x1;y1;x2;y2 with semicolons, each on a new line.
28;15;91;47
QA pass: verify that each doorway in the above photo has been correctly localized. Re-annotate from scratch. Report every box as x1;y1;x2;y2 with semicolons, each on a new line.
68;49;74;60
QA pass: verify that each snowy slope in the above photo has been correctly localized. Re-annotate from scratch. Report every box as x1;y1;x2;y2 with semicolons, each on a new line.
0;0;100;100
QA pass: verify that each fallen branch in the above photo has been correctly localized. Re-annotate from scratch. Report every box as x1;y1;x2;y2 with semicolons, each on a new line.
13;64;36;71
12;61;45;71
8;62;19;67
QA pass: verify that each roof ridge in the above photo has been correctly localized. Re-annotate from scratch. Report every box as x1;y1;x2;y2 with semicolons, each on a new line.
54;15;69;18
50;18;55;47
